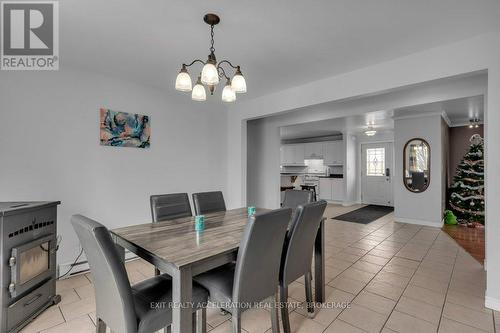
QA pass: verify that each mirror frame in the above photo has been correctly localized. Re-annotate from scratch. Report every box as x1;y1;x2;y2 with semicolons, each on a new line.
403;138;431;193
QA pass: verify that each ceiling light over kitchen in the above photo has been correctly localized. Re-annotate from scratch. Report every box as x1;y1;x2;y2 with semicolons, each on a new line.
175;13;247;103
364;126;377;136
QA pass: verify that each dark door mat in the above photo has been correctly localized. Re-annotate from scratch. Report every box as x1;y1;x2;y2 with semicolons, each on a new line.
332;205;394;224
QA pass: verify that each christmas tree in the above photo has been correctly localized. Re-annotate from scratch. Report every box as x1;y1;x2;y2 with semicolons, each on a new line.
449;134;485;225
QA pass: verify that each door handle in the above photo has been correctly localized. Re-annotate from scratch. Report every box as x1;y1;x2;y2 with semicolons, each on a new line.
385;168;390;177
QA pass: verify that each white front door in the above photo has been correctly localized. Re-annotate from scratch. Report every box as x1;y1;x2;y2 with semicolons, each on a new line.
361;142;394;206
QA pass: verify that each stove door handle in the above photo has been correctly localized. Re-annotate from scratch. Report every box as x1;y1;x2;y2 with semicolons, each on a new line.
24;293;42;307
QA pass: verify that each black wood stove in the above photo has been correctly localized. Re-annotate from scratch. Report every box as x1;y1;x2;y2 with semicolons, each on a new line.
0;202;61;333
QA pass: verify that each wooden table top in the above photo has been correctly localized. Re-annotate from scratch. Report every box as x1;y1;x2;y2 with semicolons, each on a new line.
111;208;269;269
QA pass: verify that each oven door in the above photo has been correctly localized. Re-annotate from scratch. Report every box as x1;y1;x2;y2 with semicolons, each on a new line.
9;235;56;299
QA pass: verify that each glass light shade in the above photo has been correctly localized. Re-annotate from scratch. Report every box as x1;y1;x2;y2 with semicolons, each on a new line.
231;74;247;93
222;84;236;102
191;83;206;101
364;127;377;136
201;63;219;85
175;71;192;92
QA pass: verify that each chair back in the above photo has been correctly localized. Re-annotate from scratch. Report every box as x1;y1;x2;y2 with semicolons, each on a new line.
192;191;226;215
71;215;137;333
281;200;327;285
150;193;192;222
411;172;426;191
233;208;291;305
282;189;313;209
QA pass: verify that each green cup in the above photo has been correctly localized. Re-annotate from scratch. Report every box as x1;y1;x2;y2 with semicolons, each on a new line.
247;206;256;217
195;215;205;231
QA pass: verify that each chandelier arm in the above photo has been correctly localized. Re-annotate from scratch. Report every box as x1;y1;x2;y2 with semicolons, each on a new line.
217;66;230;80
217;60;239;70
183;59;206;68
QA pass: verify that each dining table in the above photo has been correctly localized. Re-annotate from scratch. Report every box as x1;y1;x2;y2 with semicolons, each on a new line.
110;207;325;333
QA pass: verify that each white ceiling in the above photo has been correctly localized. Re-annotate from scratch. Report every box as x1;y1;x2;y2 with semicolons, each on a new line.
280;110;394;140
280;95;484;139
61;0;500;99
394;95;484;125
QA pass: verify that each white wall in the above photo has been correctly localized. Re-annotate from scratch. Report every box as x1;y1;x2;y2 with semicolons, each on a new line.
229;31;500;310
343;133;357;205
0;68;227;268
393;114;444;226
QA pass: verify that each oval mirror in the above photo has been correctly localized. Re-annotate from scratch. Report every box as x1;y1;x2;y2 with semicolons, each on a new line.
403;138;430;193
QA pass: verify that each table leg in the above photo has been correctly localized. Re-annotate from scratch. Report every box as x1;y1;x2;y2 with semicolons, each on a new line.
314;218;325;303
172;267;193;333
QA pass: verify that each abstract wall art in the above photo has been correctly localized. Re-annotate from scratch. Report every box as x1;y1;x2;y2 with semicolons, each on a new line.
99;108;151;148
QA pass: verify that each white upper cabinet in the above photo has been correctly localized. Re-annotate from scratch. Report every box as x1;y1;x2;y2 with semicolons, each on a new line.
323;141;344;166
304;142;324;159
280;144;305;165
281;140;343;166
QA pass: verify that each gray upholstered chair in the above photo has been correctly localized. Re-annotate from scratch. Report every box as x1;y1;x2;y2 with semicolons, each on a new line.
282;189;313;209
193;208;292;333
279;200;327;333
192;191;226;215
71;215;209;333
150;193;193;222
150;193;193;276
411;172;426;191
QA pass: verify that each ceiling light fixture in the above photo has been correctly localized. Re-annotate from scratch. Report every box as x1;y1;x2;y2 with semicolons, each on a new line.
175;13;247;102
469;118;480;129
364;126;377;136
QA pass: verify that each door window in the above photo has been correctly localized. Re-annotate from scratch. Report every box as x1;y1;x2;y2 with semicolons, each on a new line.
366;148;385;176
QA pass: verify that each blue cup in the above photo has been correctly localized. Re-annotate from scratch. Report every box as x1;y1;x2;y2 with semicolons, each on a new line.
195;215;205;231
247;206;256;217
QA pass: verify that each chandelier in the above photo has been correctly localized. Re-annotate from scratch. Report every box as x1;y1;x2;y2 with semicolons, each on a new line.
175;14;247;102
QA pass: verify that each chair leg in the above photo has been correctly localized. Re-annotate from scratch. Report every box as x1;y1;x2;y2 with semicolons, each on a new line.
231;311;241;333
155;268;161;276
195;308;207;333
96;318;106;333
280;285;291;333
271;292;280;333
304;271;314;317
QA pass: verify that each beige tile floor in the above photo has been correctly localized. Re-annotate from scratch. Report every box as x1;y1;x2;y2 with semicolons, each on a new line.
21;204;498;333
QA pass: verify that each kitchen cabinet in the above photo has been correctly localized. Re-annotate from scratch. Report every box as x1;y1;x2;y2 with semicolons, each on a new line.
281;140;343;166
319;178;345;202
304;142;324;159
332;179;345;201
323;141;344;166
319;178;333;200
280;144;305;165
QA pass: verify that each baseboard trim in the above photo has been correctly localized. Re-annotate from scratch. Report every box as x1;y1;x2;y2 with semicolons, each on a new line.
394;216;442;228
485;296;500;311
342;201;359;207
58;251;137;279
